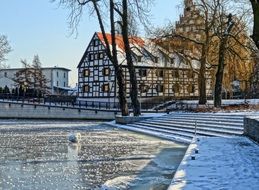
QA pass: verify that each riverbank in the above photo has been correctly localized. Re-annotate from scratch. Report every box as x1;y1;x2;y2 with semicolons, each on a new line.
168;137;259;190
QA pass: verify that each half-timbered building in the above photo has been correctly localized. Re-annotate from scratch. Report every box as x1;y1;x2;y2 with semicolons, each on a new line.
77;32;213;104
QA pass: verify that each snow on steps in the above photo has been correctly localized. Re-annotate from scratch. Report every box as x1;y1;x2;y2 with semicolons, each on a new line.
123;112;250;144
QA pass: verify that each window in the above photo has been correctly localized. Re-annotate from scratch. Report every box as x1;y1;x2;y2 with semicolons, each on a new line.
94;53;99;60
83;85;90;93
64;82;66;87
187;70;194;78
93;39;99;46
102;84;110;92
4;72;7;77
88;53;94;61
137;56;142;62
139;69;147;77
172;70;179;78
102;68;110;76
56;72;59;77
83;69;90;77
154;57;158;63
56;81;59;87
170;58;175;64
156;84;164;92
188;84;195;93
172;83;180;93
156;69;164;78
64;73;66;78
98;52;104;59
139;84;149;93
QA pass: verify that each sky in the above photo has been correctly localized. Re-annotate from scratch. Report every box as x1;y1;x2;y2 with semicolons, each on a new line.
0;0;183;87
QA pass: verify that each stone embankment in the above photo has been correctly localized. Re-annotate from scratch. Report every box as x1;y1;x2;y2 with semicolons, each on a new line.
0;101;116;120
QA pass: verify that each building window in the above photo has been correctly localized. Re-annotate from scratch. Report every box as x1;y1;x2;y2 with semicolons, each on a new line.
137;56;142;62
139;84;149;93
56;81;59;87
139;69;147;77
83;69;90;77
156;84;164;92
173;83;180;93
56;72;59;77
102;84;110;92
83;85;90;93
187;70;194;78
102;68;110;76
171;58;175;64
172;70;179;78
154;57;158;63
93;39;99;46
156;69;164;78
98;52;104;59
64;73;66;78
188;84;195;93
4;72;7;77
88;53;94;61
94;53;99;60
64;82;66;87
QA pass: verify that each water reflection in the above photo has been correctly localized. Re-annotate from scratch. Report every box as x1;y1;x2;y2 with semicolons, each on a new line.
0;120;187;190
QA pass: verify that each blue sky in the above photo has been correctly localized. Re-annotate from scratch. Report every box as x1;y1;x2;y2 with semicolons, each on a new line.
0;0;182;86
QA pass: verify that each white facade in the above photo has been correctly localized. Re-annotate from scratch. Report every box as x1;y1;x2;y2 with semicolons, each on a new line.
0;67;70;95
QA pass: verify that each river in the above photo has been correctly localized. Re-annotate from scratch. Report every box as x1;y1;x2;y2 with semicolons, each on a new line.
0;120;187;190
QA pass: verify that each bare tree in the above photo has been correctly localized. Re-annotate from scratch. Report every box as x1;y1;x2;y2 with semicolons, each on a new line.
52;0;129;115
250;0;259;49
0;35;11;66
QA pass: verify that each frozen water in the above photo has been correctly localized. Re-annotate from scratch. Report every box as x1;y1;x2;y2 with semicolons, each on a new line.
0;119;187;190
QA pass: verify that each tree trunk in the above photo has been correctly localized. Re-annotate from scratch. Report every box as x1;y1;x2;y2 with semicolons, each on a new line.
250;0;259;49
214;37;227;107
93;0;129;116
198;44;207;105
110;0;129;116
121;0;141;116
214;14;234;108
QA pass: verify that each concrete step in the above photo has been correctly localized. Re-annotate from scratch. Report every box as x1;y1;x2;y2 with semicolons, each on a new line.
128;123;194;139
133;122;242;136
143;119;243;130
118;124;192;144
163;114;244;121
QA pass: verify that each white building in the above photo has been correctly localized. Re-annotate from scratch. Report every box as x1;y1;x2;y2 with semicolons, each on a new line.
0;67;71;95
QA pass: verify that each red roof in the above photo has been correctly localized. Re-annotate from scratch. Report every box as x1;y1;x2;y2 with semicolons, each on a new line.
97;32;145;51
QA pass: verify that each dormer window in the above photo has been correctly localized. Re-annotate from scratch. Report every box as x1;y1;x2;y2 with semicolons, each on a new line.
171;58;175;64
154;57;158;63
137;56;142;62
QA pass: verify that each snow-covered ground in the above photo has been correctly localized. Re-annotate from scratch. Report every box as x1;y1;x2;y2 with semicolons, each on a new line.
168;137;259;190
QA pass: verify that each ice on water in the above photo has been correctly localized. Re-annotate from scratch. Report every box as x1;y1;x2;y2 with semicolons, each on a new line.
0;120;187;190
